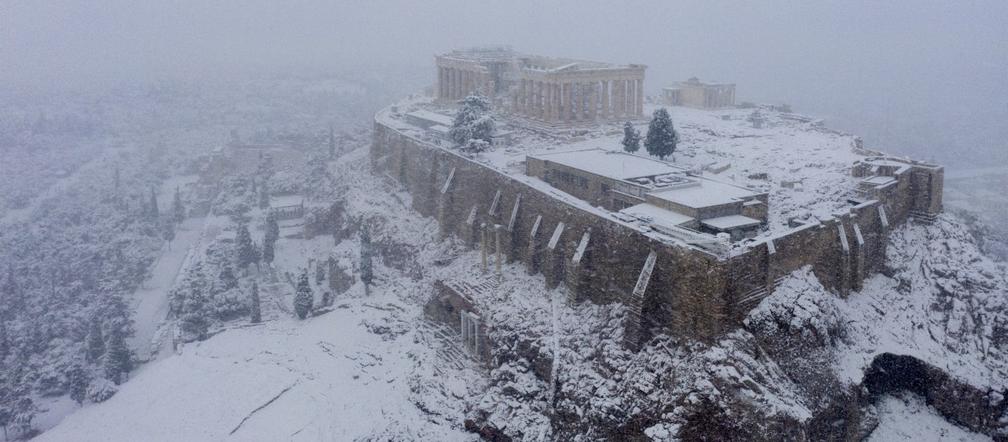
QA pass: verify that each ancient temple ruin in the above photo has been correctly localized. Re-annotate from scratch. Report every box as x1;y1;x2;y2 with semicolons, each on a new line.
663;77;736;109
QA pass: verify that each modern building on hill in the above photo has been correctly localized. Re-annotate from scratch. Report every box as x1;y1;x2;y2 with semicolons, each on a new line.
526;148;767;240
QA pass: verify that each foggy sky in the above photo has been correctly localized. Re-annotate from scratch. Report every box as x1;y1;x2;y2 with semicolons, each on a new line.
3;1;1006;165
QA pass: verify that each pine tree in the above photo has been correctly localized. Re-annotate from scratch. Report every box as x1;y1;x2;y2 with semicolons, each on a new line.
85;320;105;363
360;228;374;288
644;108;679;161
66;364;89;405
172;186;185;224
235;223;256;270
294;271;313;319
218;263;238;292
622;121;641;153
249;282;262;324
149;186;159;220
449;94;495;146
103;328;132;385
328;125;336;159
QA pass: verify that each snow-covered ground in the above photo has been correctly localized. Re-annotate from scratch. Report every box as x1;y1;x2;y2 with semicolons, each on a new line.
37;293;479;441
868;393;991;442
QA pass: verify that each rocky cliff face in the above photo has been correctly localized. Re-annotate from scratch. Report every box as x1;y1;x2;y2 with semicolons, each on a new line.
462;215;1008;441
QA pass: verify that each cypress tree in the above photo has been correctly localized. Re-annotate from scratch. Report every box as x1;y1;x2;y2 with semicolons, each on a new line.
266;212;280;243
644;108;679;161
261;235;275;265
258;184;270;209
149;186;159;219
85;320;105;363
249;282;262;324
172;186;185;224
294;271;313;319
235;223;256;270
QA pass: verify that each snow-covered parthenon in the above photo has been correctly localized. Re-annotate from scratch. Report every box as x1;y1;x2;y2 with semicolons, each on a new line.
435;46;646;124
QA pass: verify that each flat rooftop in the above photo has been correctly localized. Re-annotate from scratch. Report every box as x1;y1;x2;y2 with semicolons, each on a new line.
648;177;759;209
528;149;681;181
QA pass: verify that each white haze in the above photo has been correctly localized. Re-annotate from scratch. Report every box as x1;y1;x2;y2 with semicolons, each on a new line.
3;0;1006;166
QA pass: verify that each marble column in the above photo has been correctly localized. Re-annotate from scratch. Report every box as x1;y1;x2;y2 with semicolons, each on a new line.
560;82;568;122
600;80;609;120
528;81;536;119
588;81;598;121
633;79;641;116
519;79;527;113
612;79;621;117
525;79;534;118
544;81;554;122
629;79;637;117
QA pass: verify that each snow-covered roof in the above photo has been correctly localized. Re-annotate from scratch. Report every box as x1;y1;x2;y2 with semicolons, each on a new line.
648;177;759;209
528;149;682;181
619;203;695;228
701;215;762;231
405;109;453;127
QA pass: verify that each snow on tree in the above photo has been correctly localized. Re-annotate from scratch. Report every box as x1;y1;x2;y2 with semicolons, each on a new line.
172;186;185;224
178;262;209;340
360;228;374;289
644;108;679;161
85;320;105;363
0;378;35;440
294;270;313;319
621;121;641;153
85;378;117;403
103;327;133;385
249;282;262;324
461;139;490;154
234;223;257;270
449;94;495;147
148;186;159;220
218;262;238;292
66;364;90;405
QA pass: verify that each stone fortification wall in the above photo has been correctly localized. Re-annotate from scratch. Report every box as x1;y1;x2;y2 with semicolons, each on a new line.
374;117;730;345
373;109;943;346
